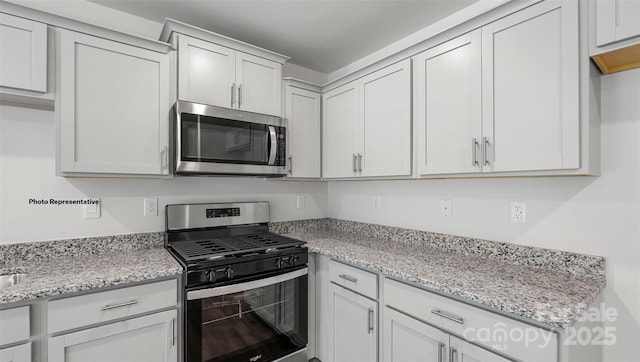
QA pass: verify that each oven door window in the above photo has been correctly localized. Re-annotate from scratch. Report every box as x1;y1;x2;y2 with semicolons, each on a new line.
186;273;308;362
181;113;269;164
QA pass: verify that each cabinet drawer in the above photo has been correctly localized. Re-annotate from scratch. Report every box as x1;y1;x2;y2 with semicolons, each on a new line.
384;278;557;362
0;306;30;346
48;279;177;334
0;342;31;362
329;260;377;300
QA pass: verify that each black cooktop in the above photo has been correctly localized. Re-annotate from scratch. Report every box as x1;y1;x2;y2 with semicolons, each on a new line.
168;232;304;262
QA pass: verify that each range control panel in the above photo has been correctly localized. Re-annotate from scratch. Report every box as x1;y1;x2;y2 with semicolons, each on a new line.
206;207;241;218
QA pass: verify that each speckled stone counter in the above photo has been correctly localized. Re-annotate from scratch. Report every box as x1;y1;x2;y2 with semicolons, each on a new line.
0;232;182;305
274;219;606;331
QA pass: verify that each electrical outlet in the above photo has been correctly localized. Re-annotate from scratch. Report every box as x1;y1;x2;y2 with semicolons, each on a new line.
373;196;381;210
144;198;158;217
441;199;452;219
296;195;305;209
510;201;527;224
82;199;101;219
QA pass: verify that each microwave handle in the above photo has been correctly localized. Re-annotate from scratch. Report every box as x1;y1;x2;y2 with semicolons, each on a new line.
268;125;277;165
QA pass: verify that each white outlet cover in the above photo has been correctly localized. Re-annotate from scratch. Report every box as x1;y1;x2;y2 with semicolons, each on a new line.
296;195;305;209
510;201;527;224
144;198;158;217
82;199;101;219
441;199;452;219
373;196;381;210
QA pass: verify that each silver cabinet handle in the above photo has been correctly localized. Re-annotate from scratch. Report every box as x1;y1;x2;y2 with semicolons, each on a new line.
353;154;357;173
483;136;491;166
231;83;236;108
367;308;374;334
101;300;138;311
431;309;464;324
238;84;242;107
449;347;457;362
471;138;479;166
437;342;445;362
161;145;168;170
169;318;176;346
357;153;363;172
338;273;357;283
288;156;293;174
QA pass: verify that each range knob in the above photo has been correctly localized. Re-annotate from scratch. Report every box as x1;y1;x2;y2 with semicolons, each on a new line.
275;257;284;269
225;267;234;279
205;269;216;283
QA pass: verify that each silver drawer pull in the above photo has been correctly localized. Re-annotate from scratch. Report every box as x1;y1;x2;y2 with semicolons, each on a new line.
338;273;357;283
101;300;139;311
431;309;464;324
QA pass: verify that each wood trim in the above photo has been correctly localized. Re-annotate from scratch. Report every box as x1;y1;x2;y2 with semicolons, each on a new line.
591;44;640;74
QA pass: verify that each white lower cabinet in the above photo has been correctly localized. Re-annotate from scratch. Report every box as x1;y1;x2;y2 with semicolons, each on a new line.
383;307;510;362
48;309;177;362
0;306;31;362
46;279;178;362
0;343;31;362
331;284;378;362
383;307;448;362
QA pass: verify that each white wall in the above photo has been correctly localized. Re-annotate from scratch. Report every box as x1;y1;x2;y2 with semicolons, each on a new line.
328;68;640;361
0;105;327;243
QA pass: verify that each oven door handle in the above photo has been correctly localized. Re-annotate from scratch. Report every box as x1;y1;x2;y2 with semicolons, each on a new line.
187;267;308;300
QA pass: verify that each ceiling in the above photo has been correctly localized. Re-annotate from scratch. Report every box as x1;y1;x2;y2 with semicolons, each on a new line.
88;0;479;74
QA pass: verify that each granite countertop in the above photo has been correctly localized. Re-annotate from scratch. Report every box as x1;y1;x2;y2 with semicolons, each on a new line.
0;233;182;305
284;228;606;331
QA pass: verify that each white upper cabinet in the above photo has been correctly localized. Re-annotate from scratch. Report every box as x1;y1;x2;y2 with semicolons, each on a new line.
415;0;580;176
0;13;47;92
284;79;321;178
359;60;412;177
176;34;282;116
56;30;171;176
236;51;282;116
162;19;289;117
177;35;235;108
415;30;482;175
483;0;579;173
323;81;360;178
594;0;640;46
323;59;412;179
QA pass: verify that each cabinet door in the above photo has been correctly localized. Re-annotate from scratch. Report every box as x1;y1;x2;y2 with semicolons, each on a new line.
383;307;448;362
57;30;171;175
0;343;31;362
414;30;482;175
177;35;235;108
323;82;360;178
331;284;377;362
449;336;511;362
0;13;46;92
48;309;177;362
236;52;282;116
596;0;640;46
360;59;412;177
482;0;579;172
285;85;321;178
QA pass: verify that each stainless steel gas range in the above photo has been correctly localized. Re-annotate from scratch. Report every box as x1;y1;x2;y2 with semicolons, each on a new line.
165;202;308;362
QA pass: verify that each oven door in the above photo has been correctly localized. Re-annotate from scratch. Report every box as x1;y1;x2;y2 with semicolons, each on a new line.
185;268;308;362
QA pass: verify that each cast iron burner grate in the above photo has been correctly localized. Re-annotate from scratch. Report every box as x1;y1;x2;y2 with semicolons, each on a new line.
170;233;303;262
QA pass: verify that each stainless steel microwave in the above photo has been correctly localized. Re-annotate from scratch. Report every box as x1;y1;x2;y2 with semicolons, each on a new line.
173;101;287;176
